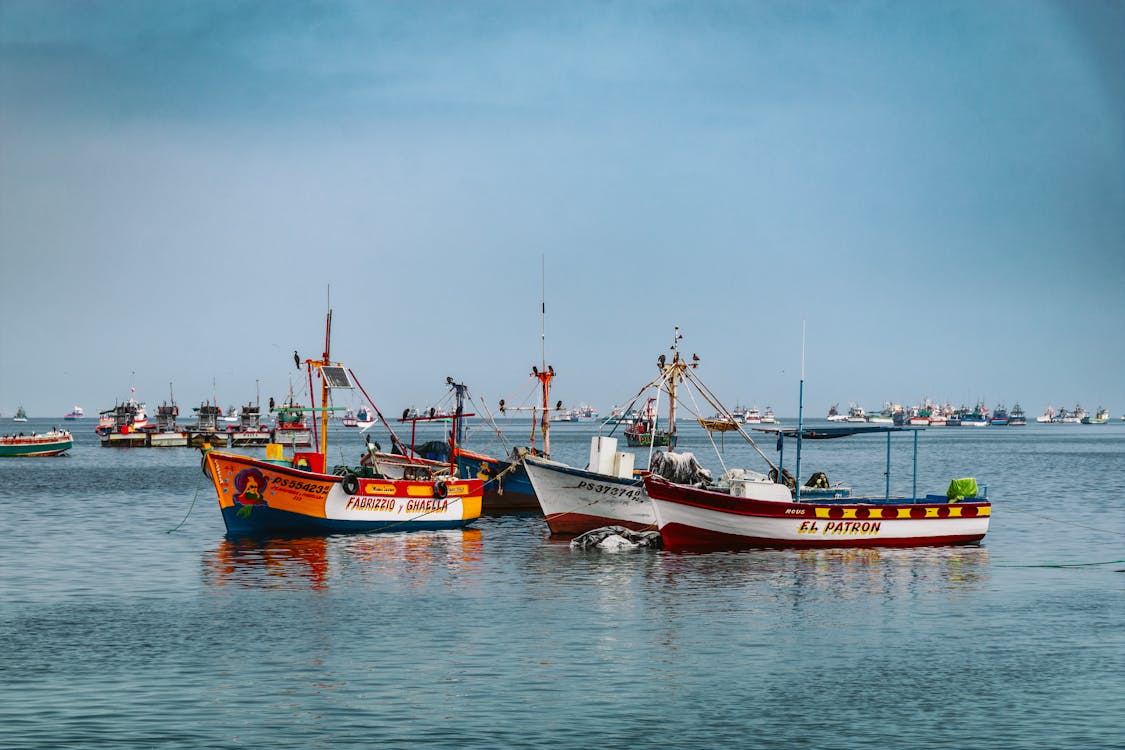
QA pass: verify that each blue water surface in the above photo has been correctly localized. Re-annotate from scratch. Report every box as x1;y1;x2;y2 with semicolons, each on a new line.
1;418;1122;749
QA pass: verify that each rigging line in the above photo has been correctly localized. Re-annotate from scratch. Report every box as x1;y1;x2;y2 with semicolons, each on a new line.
683;369;777;472
470;393;511;455
646;367;675;468
682;379;729;477
346;368;408;447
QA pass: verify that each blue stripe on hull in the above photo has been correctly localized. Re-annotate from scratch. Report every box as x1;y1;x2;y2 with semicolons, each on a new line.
221;505;475;537
457;455;540;511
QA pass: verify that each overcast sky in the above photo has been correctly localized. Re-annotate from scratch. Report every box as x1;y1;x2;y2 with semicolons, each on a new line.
1;0;1122;420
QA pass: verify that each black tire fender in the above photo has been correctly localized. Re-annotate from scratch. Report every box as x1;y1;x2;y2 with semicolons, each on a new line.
433;479;448;499
341;473;360;495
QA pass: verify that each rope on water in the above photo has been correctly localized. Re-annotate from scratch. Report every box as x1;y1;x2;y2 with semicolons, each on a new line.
1003;506;1125;538
993;559;1125;569
168;473;206;534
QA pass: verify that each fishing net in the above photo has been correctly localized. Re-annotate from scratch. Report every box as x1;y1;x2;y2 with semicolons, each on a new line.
649;451;713;485
570;526;663;550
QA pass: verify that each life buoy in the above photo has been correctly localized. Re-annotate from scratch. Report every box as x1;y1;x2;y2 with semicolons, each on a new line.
433;479;448;499
341;473;360;495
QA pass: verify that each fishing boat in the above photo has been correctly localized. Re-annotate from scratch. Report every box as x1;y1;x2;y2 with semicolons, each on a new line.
97;397;150;446
1067;405;1088;423
527;328;778;535
845;404;867;423
13;405;28;422
908;408;930;426
341;409;358;427
149;387;188;447
271;390;312;447
647;423;990;550
963;403;989;427
1081;407;1110;425
760;406;778;424
355;406;375;429
1008;403;1027;426
63;406;84;420
989;405;1010;426
624;397;673;447
229;401;271;447
1035;405;1055;423
742;406;763;425
202;309;482;536
826;403;846;422
524;441;648;534
0;428;73;457
185;402;227;448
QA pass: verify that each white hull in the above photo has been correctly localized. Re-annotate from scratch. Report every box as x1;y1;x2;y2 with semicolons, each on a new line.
523;456;651;535
149;431;188;447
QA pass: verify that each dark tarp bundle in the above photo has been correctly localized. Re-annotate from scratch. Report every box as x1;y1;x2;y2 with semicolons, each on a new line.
569;526;663;550
415;440;450;463
649;451;713;486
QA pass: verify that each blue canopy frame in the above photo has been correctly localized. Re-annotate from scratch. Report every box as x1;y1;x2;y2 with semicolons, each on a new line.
753;424;925;501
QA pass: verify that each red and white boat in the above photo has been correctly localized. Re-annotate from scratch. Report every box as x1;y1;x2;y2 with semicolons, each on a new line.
646;424;990;550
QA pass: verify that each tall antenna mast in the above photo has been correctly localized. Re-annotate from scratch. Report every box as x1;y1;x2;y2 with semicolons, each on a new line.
540;255;546;370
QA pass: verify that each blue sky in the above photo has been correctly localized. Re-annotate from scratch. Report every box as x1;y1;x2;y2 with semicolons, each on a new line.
1;0;1122;420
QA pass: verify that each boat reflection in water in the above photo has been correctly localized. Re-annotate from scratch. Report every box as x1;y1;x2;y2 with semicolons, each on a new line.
203;529;484;591
648;544;991;599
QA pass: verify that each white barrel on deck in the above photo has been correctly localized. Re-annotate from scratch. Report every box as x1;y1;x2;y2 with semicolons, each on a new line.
613;451;634;479
589;436;617;475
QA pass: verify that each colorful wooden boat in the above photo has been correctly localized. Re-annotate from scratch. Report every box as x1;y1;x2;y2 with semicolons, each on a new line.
624;397;673;447
1;429;73;457
203;309;482;536
646;424;990;550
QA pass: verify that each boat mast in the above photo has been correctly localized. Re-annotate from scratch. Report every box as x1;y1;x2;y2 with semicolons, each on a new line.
663;326;690;449
795;320;806;499
536;255;553;457
319;307;333;458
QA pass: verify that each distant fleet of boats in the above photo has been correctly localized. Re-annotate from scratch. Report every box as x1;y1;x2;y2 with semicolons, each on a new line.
823;401;1111;426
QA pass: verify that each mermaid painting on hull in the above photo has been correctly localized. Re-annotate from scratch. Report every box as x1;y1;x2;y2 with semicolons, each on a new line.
233;468;268;507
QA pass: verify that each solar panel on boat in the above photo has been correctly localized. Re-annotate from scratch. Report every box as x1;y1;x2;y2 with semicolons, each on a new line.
321;366;353;389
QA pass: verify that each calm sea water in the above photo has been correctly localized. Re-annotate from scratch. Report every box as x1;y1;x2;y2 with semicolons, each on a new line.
1;418;1122;749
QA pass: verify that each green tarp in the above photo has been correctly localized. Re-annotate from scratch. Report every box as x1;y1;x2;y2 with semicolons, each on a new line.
946;477;978;502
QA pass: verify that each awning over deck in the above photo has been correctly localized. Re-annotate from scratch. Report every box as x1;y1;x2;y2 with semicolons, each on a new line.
753;425;922;440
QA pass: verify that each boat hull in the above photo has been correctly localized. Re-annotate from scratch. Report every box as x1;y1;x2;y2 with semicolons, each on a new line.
0;434;73;457
624;431;673;448
523;456;652;535
455;449;539;512
645;476;990;550
205;450;482;536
